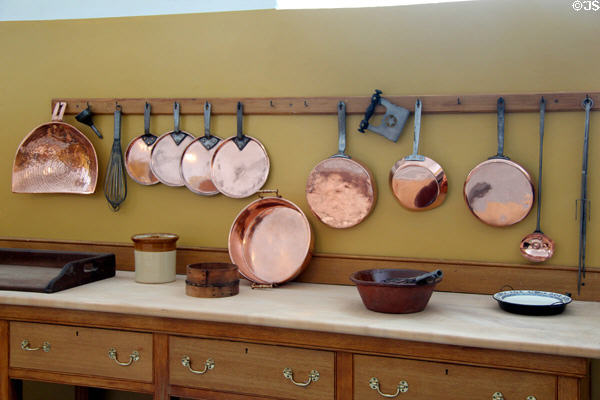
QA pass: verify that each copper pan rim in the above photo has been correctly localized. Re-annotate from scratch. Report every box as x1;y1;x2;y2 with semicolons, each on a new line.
150;130;195;187
228;196;313;285
125;137;160;186
306;157;377;229
389;156;448;211
463;158;534;227
12;120;98;194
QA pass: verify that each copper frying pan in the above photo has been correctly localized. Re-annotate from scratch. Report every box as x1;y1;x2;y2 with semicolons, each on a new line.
464;97;534;226
228;192;313;285
12;102;98;194
181;102;222;195
390;99;447;211
125;102;159;185
210;102;270;198
150;102;195;187
306;101;376;228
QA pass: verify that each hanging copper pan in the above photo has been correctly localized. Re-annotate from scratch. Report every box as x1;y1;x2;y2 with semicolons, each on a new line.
390;99;447;211
306;101;376;228
228;192;313;285
125;102;159;185
210;102;270;198
464;97;534;226
150;102;195;186
181;102;222;195
12;102;98;194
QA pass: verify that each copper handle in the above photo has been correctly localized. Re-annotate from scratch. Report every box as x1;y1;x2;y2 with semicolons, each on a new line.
20;340;50;352
283;367;319;387
369;377;408;398
107;348;140;366
181;355;215;375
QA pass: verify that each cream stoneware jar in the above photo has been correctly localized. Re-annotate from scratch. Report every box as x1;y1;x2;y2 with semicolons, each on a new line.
131;233;179;283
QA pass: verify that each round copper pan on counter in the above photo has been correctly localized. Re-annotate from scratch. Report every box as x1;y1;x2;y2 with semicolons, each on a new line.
150;102;195;187
228;195;313;285
464;98;534;227
306;101;376;228
125;102;159;185
12;102;98;194
181;102;222;195
390;99;447;211
210;102;269;198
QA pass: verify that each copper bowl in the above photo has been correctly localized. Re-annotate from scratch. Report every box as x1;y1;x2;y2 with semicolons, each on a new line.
350;269;441;314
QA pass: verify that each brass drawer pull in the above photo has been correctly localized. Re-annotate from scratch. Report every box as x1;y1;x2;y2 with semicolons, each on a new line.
493;393;504;400
181;355;215;375
283;367;319;387
20;340;50;352
107;348;140;366
369;377;408;398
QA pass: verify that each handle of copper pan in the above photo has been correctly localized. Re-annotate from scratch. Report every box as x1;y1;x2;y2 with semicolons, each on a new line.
495;97;507;159
333;101;349;158
405;99;425;162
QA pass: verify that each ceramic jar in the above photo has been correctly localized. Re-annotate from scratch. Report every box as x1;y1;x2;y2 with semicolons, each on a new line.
131;233;179;283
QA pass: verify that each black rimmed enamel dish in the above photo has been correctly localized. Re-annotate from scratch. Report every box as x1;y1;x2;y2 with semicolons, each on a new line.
493;290;572;316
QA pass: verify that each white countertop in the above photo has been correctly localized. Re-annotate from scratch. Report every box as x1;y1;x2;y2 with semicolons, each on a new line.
1;271;599;358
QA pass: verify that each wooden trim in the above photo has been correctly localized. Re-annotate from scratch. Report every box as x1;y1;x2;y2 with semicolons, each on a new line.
1;237;599;301
0;306;589;378
52;92;600;115
0;320;9;400
8;368;154;393
153;333;169;400
171;385;281;399
335;352;352;400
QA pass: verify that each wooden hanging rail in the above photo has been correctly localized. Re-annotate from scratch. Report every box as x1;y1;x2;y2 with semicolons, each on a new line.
52;92;600;115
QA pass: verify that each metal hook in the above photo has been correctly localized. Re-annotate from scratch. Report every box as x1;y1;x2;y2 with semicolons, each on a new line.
115;102;122;111
270;100;274;107
304;100;309;107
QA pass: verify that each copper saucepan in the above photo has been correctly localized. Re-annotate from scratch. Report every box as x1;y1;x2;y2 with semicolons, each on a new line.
180;102;222;195
150;102;195;187
125;102;159;185
228;192;313;285
390;99;447;211
306;101;376;228
12;102;98;194
210;102;270;198
464;98;534;227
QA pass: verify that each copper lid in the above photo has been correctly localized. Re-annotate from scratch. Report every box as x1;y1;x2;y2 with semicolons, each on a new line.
125;138;159;185
131;233;179;252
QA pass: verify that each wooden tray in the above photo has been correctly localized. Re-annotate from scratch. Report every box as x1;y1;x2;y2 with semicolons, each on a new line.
0;248;115;293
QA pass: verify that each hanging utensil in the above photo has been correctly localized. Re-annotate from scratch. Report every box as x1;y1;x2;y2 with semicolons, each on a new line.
358;89;410;142
577;97;594;294
306;101;376;228
390;99;448;211
104;105;127;211
210;102;270;198
150;102;195;186
181;102;222;195
75;104;103;139
520;97;555;262
125;102;159;186
464;97;534;226
12;102;98;194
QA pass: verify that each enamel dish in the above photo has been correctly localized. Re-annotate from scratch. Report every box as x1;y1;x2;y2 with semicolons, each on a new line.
493;290;572;316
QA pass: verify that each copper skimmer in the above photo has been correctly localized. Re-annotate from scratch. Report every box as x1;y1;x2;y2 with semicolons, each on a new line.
150;102;195;186
520;97;555;262
12;102;98;194
464;97;534;227
210;102;270;198
181;102;222;195
228;191;313;286
390;99;447;211
125;102;159;185
306;101;376;228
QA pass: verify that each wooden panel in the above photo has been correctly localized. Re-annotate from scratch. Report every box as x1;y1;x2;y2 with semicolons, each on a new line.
171;385;283;399
9;322;153;383
558;376;584;400
1;237;599;301
52;92;600;115
335;352;353;400
169;336;334;400
0;320;9;400
153;333;169;400
354;354;556;400
0;304;588;377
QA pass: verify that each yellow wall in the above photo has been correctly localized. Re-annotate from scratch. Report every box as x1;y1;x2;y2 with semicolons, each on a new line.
1;0;599;398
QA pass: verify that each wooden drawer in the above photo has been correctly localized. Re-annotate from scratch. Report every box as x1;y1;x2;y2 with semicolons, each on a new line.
170;336;334;400
355;354;556;400
9;322;152;382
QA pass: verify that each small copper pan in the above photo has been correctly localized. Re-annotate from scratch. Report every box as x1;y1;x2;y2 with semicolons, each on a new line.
306;101;376;228
181;102;222;195
390;99;447;211
464;98;534;227
210;102;270;198
228;192;313;285
12;102;98;194
125;102;159;185
150;102;195;187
